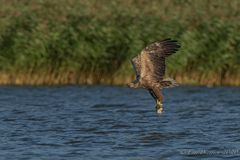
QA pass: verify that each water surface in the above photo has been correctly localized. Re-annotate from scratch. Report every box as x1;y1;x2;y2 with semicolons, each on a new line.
0;86;240;159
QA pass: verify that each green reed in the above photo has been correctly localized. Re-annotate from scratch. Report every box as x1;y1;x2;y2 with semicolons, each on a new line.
0;0;239;85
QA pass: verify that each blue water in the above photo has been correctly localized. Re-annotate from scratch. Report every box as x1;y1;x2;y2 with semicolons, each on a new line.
0;86;240;159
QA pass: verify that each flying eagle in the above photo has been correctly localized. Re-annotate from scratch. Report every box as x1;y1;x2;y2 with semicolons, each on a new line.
127;38;180;113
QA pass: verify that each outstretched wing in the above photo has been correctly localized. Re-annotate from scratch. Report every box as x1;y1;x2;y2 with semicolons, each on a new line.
140;38;180;83
131;55;141;80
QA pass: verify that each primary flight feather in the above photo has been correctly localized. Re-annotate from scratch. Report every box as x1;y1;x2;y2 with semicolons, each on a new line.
127;38;181;113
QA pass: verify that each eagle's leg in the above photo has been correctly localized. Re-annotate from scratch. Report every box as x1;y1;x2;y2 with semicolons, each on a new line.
148;89;157;100
148;89;163;113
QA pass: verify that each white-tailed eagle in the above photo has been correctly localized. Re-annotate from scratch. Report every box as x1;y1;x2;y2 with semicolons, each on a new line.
127;38;181;113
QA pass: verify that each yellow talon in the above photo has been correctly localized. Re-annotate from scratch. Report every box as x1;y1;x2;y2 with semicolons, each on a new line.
156;100;163;113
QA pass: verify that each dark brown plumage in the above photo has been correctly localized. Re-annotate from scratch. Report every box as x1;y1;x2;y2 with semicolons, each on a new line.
127;38;181;113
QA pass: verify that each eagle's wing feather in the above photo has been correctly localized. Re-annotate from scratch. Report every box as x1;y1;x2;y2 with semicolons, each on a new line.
131;55;141;80
140;39;180;84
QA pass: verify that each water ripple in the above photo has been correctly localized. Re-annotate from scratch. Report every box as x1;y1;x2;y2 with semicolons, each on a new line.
0;86;239;159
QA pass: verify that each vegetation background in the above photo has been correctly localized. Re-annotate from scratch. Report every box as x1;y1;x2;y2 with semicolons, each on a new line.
0;0;239;85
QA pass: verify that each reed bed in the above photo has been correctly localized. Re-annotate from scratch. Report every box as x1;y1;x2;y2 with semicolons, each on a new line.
0;0;239;86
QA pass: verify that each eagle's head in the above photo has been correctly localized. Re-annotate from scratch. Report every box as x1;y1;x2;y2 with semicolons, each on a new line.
127;81;140;88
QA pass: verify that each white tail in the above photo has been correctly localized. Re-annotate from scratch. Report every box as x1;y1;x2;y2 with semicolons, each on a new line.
160;78;178;88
